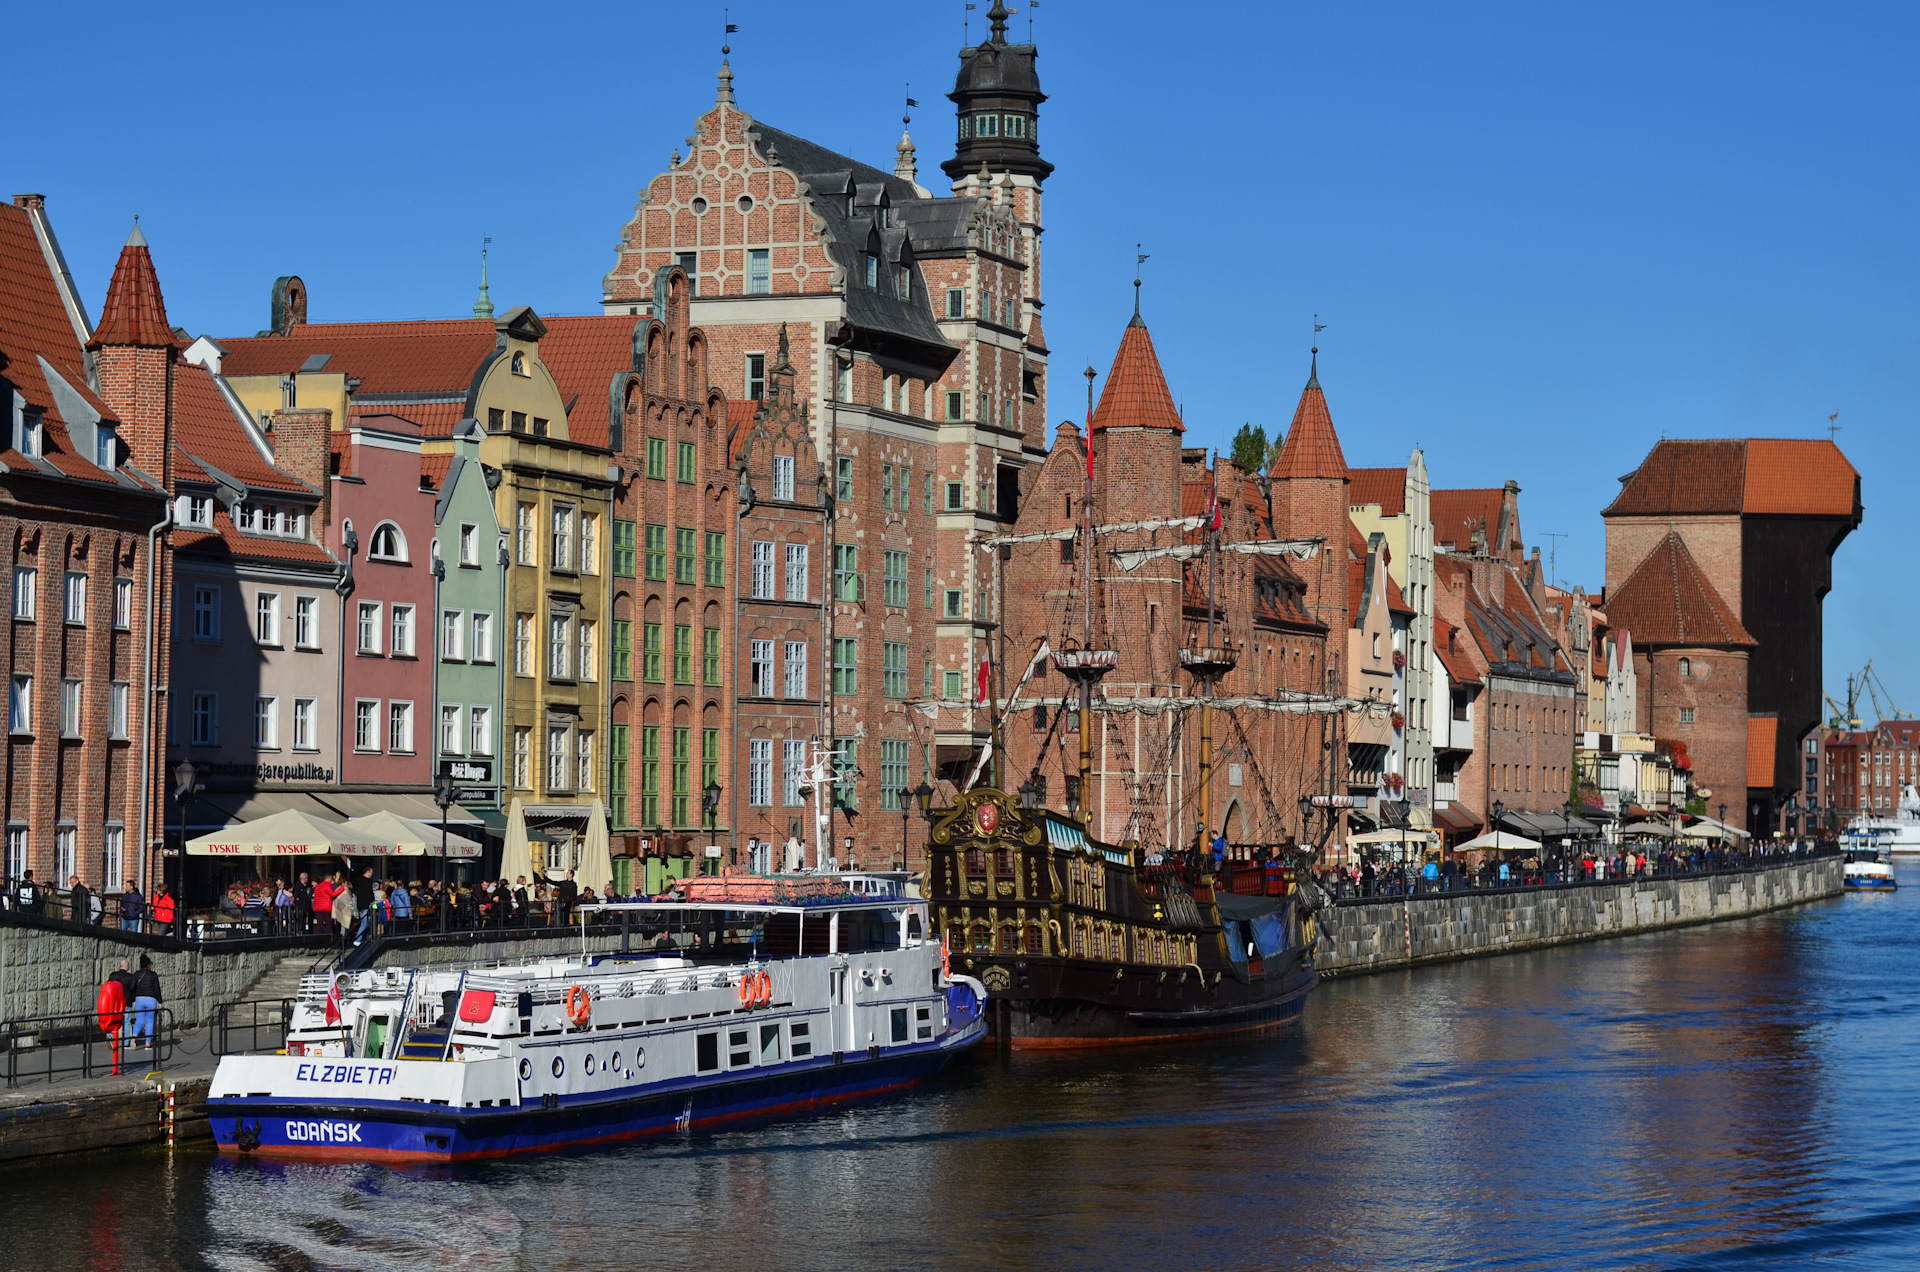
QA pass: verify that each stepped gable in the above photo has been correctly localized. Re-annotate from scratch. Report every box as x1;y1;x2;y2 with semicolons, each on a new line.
1348;466;1406;514
89;224;176;349
1606;531;1754;646
1270;351;1346;481
1604;438;1859;519
1088;317;1183;433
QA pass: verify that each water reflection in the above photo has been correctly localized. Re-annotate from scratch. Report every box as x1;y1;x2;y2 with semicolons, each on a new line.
6;869;1920;1271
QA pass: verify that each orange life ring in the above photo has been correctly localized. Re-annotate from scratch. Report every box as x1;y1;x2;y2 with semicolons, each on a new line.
755;969;773;1006
738;974;755;1008
96;979;125;1035
564;985;591;1027
940;931;951;980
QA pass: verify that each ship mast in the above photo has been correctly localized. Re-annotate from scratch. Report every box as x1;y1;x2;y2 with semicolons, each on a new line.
1180;455;1236;854
1056;367;1117;827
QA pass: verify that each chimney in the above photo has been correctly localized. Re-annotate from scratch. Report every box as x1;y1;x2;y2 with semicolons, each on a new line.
270;407;333;527
271;276;308;335
88;223;175;486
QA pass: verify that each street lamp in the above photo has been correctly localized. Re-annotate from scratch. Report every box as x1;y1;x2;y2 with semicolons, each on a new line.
896;787;912;871
913;780;936;823
171;761;203;940
704;779;723;874
433;771;456;931
1298;796;1313;847
1017;776;1043;811
1491;799;1505;847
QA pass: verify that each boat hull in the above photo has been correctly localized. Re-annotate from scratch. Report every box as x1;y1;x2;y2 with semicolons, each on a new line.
972;955;1318;1049
1845;876;1897;891
207;1028;980;1163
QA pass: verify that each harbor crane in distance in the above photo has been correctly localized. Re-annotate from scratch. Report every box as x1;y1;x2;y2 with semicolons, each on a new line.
1825;662;1910;730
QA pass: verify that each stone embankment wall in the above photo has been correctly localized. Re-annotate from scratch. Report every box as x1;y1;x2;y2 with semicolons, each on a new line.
1316;856;1842;977
0;1076;213;1164
0;919;328;1027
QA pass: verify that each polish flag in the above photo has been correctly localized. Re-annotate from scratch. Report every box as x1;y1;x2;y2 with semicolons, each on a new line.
323;975;343;1026
976;656;992;707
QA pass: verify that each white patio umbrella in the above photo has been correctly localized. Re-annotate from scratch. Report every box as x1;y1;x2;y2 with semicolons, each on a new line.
337;809;482;857
1449;828;1544;854
185;808;400;859
576;799;615;898
1681;817;1751;841
499;798;537;886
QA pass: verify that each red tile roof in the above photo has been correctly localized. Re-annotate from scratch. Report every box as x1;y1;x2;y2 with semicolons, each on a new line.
88;227;176;349
727;398;762;463
218;320;497;394
419;454;452;493
1748;716;1778;789
1270;357;1346;481
1348;467;1407;515
0;203;144;489
173;362;313;493
351;402;465;439
1605;532;1754;647
1431;488;1511;554
1604;439;1859;519
1089;317;1183;433
174;525;337;567
1432;617;1480;685
540;315;639;449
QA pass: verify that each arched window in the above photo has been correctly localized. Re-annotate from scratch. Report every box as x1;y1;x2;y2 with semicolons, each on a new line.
510;351;528;377
367;522;407;562
1678;657;1691;677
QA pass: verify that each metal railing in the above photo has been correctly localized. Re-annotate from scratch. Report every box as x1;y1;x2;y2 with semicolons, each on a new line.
210;997;295;1057
1;1007;177;1088
1322;843;1841;905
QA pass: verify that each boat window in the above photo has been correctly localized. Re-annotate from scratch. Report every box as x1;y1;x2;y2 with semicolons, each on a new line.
836;909;905;954
966;848;986;875
790;1020;812;1058
995;848;1015;875
917;1005;933;1040
696;1032;719;1073
971;924;991;952
760;1023;783;1063
551;1056;565;1078
762;913;833;957
729;1028;752;1068
998;924;1017;952
1026;924;1043;954
611;1051;622;1071
905;911;923;942
890;1008;909;1044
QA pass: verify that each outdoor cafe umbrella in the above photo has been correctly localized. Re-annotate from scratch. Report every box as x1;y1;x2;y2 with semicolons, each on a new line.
185;808;401;859
337;809;483;857
1619;820;1676;839
575;798;615;898
1680;817;1750;841
1449;828;1543;855
499;798;537;886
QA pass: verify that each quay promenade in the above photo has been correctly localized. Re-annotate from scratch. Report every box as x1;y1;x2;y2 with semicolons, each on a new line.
1315;849;1842;976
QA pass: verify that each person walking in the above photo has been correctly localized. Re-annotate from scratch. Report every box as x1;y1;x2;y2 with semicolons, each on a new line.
313;872;337;937
292;871;314;935
120;881;144;933
68;876;90;928
557;869;579;928
273;878;294;934
330;872;355;946
128;955;163;1052
16;870;41;915
351;866;376;946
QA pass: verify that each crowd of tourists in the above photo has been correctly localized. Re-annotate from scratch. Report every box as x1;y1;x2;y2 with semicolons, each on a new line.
1323;836;1835;900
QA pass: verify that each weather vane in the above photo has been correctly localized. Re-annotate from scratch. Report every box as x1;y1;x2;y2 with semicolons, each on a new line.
1134;245;1149;315
1827;410;1842;441
723;8;737;55
904;84;918;126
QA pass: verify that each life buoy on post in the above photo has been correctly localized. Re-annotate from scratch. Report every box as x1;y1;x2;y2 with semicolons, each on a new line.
564;985;591;1027
738;974;756;1009
940;930;951;980
755;969;772;1006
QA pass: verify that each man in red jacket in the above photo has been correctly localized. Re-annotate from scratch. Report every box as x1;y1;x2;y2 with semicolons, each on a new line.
312;873;337;936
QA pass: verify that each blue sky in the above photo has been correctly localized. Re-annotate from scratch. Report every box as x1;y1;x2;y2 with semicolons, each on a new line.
15;1;1916;713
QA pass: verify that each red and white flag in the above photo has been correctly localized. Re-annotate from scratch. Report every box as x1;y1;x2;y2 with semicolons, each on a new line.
1208;451;1221;531
976;656;992;707
323;974;343;1026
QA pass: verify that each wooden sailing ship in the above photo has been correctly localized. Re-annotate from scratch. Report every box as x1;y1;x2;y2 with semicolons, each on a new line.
925;784;1316;1047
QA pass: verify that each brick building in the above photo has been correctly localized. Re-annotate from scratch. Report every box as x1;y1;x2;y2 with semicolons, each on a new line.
0;199;175;895
1604;439;1859;832
599;4;1055;829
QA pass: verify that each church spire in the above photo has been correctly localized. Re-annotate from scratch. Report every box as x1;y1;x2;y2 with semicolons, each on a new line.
472;237;495;319
1270;349;1347;481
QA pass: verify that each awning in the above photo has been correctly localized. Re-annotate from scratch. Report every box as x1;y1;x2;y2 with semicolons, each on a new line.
181;789;482;831
1044;817;1088;851
1348;827;1441;846
1452;829;1542;854
1434;803;1482;833
521;803;595;827
185;808;400;858
1504;810;1599;837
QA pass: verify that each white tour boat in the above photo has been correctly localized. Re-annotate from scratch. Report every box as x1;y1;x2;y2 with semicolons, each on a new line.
206;894;987;1162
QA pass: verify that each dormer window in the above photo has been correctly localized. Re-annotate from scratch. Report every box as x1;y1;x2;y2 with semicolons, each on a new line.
876;203;891;229
510;351;529;377
845;191;856;217
975;113;999;138
178;495;213;528
865;254;879;289
1004;114;1028;139
18;409;42;459
94;423;117;471
897;267;912;302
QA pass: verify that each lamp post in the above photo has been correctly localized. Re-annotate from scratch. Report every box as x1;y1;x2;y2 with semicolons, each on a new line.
1561;799;1573;883
703;779;723;874
1491;799;1505;845
433;772;455;932
171;761;203;940
896;788;913;871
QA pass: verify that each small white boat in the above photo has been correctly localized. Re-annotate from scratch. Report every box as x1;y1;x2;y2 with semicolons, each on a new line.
1843;784;1920;856
1843;834;1897;892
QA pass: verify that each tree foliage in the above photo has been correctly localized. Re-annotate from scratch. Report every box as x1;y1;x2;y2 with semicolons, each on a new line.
1229;423;1278;475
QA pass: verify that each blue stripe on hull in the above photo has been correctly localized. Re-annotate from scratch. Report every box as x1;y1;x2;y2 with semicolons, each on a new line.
1845;879;1898;891
208;1041;973;1162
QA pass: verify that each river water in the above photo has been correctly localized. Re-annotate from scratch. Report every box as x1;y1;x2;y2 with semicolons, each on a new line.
7;865;1918;1271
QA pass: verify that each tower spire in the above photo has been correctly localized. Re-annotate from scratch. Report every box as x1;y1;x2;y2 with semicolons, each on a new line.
473;236;494;319
988;0;1011;42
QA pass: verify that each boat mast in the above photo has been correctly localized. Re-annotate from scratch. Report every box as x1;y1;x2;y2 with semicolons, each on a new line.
1080;368;1096;803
